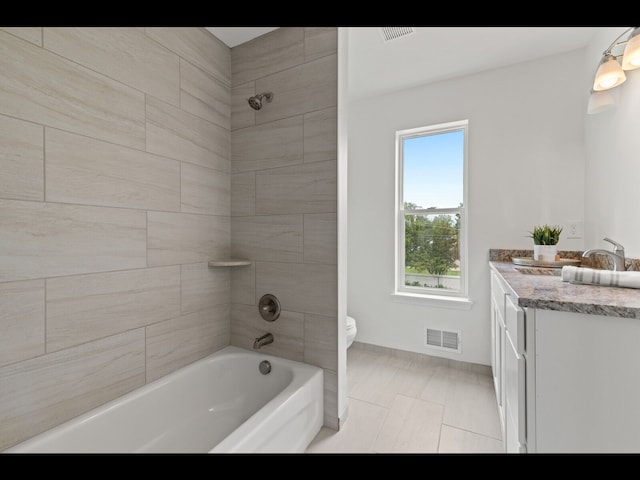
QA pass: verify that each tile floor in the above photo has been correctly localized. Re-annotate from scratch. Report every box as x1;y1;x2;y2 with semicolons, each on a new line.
306;343;504;454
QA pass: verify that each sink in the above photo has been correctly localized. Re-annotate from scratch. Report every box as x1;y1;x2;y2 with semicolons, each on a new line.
515;266;561;276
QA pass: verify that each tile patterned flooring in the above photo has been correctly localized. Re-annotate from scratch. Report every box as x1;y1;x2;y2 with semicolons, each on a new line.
306;343;504;454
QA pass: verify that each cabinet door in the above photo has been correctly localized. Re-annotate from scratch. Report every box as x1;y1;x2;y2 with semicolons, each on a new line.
490;271;507;439
504;329;526;453
490;296;500;398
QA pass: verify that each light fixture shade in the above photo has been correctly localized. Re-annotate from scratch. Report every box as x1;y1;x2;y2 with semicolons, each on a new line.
587;89;616;114
593;55;626;91
622;27;640;70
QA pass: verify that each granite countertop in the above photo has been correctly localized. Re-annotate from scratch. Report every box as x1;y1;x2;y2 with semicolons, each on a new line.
489;249;640;319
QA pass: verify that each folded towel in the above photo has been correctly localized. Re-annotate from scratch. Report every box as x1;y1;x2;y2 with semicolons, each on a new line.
561;266;640;289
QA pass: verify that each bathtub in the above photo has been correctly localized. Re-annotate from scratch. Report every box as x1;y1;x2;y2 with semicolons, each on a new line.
5;346;324;453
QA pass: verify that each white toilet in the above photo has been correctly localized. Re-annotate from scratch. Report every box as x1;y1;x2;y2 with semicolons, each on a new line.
346;315;357;349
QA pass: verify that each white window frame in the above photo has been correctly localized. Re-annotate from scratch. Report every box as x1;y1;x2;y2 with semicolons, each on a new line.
393;120;471;308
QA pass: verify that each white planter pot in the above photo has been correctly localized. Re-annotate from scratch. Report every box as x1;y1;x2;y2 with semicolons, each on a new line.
533;245;558;263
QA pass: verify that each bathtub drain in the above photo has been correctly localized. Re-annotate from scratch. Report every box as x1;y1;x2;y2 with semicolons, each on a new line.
259;360;272;375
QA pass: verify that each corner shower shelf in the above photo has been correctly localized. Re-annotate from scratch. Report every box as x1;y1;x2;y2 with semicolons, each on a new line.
207;259;252;268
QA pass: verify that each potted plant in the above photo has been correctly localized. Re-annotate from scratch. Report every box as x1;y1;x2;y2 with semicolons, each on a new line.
529;224;563;262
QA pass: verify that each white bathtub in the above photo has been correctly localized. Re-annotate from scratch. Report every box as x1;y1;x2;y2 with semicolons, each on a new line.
5;346;324;453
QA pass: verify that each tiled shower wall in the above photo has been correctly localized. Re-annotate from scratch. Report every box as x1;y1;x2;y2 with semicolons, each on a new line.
228;28;339;428
0;27;232;451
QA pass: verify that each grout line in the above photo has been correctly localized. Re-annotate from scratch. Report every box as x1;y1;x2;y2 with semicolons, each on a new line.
436;407;444;453
179;264;183;315
42;127;46;202
43;278;47;354
440;422;503;442
145;211;149;268
144;93;148;153
144;325;147;385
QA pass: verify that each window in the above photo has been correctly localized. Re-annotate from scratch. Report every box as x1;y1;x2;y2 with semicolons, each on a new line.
395;120;468;302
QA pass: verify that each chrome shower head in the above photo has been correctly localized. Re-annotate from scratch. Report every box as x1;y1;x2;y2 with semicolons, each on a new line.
247;92;273;110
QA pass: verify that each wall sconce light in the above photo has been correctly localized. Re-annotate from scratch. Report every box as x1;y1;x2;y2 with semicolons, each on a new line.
588;26;640;114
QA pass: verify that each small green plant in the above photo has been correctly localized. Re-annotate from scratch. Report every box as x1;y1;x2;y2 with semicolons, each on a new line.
528;224;563;245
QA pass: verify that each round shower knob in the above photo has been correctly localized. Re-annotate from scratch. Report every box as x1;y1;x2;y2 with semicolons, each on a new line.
258;294;281;322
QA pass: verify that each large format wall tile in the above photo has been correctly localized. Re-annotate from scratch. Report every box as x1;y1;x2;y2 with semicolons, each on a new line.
230;263;255;306
230;303;304;362
231;215;303;263
180;162;230;216
304;27;337;63
231;172;255;217
0;115;43;201
46;128;180;211
46;266;181;353
180;59;230;129
145;27;230;85
0;329;145;451
255;160;337;215
304;213;337;265
147;211;230;267
255;54;337;124
0;30;145;149
304;107;337;164
0;200;147;282
0;27;42;46
146;306;230;382
231;82;255;131
255;261;337;317
231;27;304;86
231;116;303;173
44;27;180;106
0;27;235;449
304;313;338;371
181;262;230;315
0;280;44;368
146;96;230;174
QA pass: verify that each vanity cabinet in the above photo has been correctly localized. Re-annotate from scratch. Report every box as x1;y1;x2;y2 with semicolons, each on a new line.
503;294;526;453
531;308;640;453
490;270;526;453
490;271;506;438
490;262;640;453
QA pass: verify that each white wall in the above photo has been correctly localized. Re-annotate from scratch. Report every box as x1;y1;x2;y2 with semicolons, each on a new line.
347;50;587;365
584;27;640;257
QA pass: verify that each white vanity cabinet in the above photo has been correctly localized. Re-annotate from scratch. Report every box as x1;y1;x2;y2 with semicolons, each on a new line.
531;308;640;453
490;269;526;453
503;294;526;453
490;271;506;436
490;262;640;453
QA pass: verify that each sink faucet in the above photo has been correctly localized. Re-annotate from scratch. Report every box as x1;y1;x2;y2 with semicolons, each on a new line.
253;332;274;350
582;237;626;271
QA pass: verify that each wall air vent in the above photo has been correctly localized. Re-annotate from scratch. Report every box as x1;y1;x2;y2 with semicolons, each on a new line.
380;27;415;42
424;327;461;353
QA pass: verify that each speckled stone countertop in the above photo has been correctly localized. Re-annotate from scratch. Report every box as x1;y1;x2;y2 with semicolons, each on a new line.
489;249;640;319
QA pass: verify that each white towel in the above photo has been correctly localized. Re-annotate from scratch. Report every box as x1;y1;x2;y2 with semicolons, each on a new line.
561;266;640;289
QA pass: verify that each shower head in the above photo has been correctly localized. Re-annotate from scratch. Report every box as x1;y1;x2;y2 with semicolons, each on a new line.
247;92;274;110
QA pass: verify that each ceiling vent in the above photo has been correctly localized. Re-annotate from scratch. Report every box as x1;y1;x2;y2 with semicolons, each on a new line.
380;27;415;42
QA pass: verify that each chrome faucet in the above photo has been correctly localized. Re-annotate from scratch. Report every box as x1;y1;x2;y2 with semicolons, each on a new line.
582;237;626;271
253;332;274;350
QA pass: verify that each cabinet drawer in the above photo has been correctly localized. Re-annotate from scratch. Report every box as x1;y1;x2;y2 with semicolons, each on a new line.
491;272;509;319
505;293;525;354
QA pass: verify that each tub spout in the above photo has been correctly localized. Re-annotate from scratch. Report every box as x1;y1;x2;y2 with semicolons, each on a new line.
253;333;274;350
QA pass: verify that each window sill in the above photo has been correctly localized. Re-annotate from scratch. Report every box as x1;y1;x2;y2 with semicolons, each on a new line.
391;292;473;310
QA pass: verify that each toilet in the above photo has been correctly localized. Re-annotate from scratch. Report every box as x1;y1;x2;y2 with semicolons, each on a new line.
346;315;357;349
